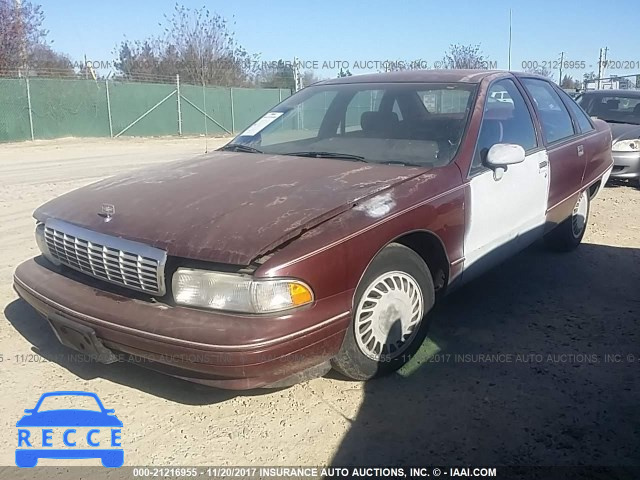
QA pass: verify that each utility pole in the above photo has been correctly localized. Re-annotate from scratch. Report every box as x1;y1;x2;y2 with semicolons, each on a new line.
602;47;609;85
293;57;302;91
508;9;512;70
558;51;564;86
597;48;603;89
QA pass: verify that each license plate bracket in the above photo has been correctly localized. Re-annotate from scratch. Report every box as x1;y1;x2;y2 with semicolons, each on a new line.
47;313;119;364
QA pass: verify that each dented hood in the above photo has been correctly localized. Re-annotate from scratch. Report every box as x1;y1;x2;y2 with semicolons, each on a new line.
34;152;424;265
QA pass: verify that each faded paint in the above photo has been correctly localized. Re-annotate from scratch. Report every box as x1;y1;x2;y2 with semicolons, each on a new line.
33;152;425;266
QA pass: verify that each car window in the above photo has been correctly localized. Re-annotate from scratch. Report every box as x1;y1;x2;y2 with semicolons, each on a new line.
578;94;640;126
471;79;538;174
557;89;594;133
260;90;338;146
521;78;576;143
234;82;477;167
344;90;384;133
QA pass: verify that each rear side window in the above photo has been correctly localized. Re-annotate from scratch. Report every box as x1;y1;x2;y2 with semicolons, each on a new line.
557;89;594;133
521;78;576;144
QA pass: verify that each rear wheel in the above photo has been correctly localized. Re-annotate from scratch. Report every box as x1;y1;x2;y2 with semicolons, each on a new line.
332;243;435;380
544;190;590;252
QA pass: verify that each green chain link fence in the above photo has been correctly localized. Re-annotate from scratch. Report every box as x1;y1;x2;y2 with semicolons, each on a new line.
0;75;290;143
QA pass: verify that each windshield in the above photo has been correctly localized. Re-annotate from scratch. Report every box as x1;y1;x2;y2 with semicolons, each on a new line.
578;94;640;125
228;82;477;167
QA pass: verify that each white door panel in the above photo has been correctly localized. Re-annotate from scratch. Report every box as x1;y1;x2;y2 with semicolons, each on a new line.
464;149;549;271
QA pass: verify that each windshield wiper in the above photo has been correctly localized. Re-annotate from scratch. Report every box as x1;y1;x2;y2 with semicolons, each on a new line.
283;151;368;162
219;143;263;154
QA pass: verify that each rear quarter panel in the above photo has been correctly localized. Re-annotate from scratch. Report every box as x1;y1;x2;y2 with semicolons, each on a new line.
583;119;614;186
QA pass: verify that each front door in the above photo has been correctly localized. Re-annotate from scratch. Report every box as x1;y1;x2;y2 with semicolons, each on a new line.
463;78;549;278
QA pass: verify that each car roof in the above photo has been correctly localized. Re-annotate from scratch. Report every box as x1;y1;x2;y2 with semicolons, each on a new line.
580;89;640;97
317;69;507;85
314;69;555;86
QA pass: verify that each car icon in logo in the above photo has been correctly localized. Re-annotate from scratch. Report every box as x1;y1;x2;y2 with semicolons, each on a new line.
16;391;123;468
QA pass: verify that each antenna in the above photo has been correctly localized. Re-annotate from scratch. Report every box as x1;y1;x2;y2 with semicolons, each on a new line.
202;58;208;154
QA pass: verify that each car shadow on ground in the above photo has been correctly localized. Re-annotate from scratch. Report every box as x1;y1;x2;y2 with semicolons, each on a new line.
331;242;640;468
3;299;270;405
606;178;638;189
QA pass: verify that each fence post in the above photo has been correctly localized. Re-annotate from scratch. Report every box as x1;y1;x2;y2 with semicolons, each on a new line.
105;79;113;138
229;87;235;134
25;77;35;141
279;89;282;102
176;74;182;136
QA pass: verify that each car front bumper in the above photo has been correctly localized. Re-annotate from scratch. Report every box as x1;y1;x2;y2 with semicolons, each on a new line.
611;150;640;180
13;257;352;390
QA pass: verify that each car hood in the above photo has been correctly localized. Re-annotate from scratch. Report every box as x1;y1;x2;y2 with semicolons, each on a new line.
34;152;425;265
609;123;640;143
16;410;123;427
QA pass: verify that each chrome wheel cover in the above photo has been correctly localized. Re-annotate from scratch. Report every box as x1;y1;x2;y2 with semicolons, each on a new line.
354;271;424;361
572;191;589;238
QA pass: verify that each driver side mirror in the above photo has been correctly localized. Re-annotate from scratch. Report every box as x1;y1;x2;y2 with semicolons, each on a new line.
486;143;525;181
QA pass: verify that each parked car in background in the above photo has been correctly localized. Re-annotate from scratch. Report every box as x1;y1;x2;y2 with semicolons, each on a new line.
490;89;514;104
14;70;613;390
577;89;640;187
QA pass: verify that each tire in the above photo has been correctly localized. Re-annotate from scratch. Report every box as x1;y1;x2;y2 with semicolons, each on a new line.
544;189;590;252
331;243;435;380
632;177;640;189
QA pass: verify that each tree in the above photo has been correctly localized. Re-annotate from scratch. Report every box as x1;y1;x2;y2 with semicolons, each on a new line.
302;70;321;87
561;74;577;89
441;44;489;69
28;43;74;77
257;61;295;91
337;68;352;77
524;65;553;80
0;0;47;70
0;0;75;76
114;4;258;86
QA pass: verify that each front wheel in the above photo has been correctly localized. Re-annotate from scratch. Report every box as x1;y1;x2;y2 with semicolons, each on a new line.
331;243;435;380
544;190;590;252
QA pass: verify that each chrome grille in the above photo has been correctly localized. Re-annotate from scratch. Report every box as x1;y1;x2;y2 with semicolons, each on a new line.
42;219;167;295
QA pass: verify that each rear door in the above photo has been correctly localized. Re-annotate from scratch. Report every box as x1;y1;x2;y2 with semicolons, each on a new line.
519;78;586;226
463;78;549;276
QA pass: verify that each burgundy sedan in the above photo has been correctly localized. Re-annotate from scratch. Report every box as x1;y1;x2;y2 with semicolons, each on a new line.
14;70;613;389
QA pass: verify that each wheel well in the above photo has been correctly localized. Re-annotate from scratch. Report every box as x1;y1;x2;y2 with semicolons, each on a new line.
393;231;449;295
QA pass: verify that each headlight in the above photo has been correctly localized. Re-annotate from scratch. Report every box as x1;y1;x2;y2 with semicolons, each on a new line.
35;222;61;266
612;139;640;152
172;268;313;314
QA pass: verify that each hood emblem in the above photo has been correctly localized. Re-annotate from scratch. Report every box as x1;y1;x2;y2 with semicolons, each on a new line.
99;203;115;222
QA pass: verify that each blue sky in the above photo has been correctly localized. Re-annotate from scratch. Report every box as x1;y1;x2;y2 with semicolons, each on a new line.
38;0;638;82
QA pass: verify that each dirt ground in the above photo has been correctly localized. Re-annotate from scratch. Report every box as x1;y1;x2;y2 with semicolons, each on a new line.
0;137;638;471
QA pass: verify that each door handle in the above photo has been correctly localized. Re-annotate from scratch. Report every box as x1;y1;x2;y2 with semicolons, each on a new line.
577;145;584;157
538;160;548;168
